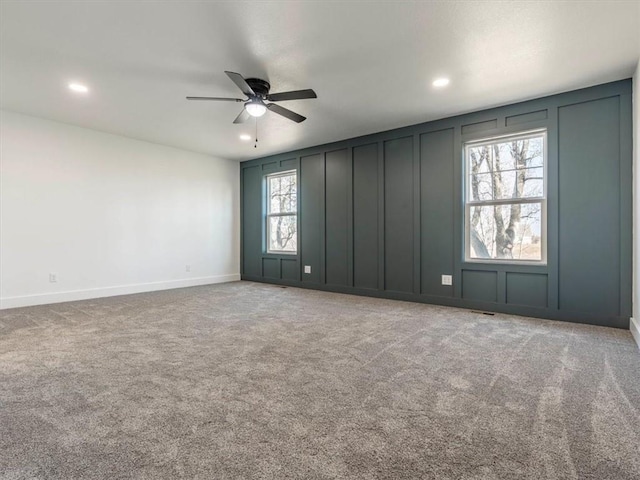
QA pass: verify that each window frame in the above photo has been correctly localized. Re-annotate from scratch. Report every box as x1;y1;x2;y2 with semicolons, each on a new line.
463;129;547;265
265;170;298;255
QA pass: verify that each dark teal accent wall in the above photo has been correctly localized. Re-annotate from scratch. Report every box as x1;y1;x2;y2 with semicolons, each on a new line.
240;80;633;329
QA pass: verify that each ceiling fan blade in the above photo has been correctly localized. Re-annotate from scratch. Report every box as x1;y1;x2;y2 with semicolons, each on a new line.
233;108;251;124
267;103;306;123
186;96;244;102
267;89;317;102
225;71;256;97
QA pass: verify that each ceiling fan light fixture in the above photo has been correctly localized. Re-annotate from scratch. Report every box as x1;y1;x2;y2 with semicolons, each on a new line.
245;100;267;117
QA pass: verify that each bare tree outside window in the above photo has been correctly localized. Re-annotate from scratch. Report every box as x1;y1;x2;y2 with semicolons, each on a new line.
267;171;297;253
465;131;546;262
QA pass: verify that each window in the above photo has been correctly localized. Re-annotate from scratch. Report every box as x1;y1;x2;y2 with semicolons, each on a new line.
465;130;546;263
266;171;297;254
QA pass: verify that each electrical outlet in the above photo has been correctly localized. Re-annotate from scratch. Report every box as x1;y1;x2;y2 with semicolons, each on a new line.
185;265;191;272
304;265;311;274
49;273;57;283
441;274;452;286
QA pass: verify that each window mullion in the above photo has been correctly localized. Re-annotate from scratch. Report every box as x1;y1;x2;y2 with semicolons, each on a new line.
267;212;297;218
467;198;544;207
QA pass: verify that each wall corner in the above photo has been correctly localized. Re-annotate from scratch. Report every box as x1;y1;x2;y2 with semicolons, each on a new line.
631;317;640;349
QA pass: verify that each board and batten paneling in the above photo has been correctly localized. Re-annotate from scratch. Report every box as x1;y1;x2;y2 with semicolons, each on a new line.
300;153;323;284
353;143;379;290
240;80;632;329
325;149;349;287
462;270;498;302
262;258;279;279
241;165;262;278
420;128;455;297
281;258;298;282
384;137;414;294
558;97;621;316
506;273;548;308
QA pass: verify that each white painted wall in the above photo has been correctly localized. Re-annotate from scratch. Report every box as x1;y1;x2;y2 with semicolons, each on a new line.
0;110;240;309
633;58;640;348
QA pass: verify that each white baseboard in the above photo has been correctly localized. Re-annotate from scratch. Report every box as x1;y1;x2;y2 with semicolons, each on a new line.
0;274;241;310
631;317;640;350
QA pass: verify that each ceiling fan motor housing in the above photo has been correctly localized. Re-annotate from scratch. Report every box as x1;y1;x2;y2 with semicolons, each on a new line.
245;78;271;98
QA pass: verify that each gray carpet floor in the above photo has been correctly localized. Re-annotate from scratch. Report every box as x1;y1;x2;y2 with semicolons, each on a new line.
1;281;639;479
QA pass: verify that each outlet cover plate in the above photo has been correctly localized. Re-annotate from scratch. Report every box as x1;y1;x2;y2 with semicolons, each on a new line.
441;274;453;286
304;265;311;274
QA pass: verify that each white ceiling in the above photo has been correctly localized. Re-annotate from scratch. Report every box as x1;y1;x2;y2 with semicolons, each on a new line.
1;1;639;162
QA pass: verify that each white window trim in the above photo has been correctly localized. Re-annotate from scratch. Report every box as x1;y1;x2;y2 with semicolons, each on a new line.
464;129;547;265
266;170;298;255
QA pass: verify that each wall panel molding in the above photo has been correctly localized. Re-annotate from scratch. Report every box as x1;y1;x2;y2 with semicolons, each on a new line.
240;80;632;329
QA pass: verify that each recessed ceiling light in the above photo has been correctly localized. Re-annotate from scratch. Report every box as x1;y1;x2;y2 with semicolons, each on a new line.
68;83;89;93
432;78;450;88
239;134;252;141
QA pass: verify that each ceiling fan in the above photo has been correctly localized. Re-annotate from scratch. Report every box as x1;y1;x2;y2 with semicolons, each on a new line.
187;71;317;124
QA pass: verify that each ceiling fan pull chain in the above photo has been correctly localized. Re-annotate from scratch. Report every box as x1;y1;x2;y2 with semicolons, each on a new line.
254;118;258;148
